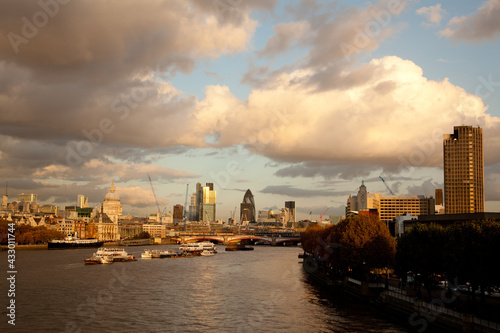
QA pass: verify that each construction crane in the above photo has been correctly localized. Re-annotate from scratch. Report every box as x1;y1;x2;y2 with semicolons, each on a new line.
320;208;330;221
148;174;161;221
379;176;395;195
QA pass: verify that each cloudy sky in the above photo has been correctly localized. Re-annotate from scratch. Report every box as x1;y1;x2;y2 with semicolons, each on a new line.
1;0;499;220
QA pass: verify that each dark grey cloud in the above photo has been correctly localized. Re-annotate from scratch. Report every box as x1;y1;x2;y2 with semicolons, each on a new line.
260;184;350;198
275;162;375;180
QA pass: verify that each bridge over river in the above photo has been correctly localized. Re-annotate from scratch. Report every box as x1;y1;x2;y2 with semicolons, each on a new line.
175;231;302;246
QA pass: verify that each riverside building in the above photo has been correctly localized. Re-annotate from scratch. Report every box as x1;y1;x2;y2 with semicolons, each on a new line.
346;182;435;223
443;125;484;214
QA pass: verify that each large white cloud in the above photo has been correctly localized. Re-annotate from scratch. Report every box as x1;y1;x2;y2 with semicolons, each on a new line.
194;56;500;170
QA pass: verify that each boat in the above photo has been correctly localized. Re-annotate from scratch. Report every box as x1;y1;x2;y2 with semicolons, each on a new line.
84;248;136;264
84;256;102;265
49;236;104;249
200;250;215;256
225;244;254;251
179;242;217;254
141;249;180;259
141;249;153;259
100;255;113;264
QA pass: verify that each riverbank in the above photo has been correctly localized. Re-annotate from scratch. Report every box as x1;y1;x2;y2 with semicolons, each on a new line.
1;244;48;250
301;252;500;333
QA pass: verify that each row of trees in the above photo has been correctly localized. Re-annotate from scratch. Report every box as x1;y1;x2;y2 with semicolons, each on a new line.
302;217;500;305
301;215;396;279
0;220;65;245
396;220;500;296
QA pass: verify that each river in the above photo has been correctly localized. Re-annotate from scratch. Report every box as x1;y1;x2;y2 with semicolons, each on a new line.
1;245;409;332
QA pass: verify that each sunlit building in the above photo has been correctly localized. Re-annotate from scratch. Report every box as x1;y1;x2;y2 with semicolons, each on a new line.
102;180;122;223
346;182;434;223
18;193;37;202
201;183;216;222
443;125;484;214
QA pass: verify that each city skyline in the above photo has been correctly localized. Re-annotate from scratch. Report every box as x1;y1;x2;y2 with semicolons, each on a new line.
1;1;500;220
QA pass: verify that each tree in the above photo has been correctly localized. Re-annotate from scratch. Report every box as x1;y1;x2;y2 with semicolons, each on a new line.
333;215;396;277
134;231;151;239
301;215;396;279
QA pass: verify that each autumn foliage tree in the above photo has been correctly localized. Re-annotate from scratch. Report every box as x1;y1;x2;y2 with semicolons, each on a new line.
0;220;65;245
301;215;396;278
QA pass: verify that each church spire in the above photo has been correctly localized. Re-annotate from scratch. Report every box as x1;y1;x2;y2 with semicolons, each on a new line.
110;180;115;193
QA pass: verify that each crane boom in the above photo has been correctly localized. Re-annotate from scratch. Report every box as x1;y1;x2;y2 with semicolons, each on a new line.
379;176;395;195
320;208;329;221
148;174;161;214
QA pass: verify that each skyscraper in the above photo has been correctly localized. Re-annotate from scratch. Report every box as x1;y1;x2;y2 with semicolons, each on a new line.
77;194;89;208
285;201;296;223
201;183;216;222
240;189;255;222
443;125;484;214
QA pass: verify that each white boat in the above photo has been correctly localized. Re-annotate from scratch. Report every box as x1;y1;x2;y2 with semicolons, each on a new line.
200;250;215;256
94;248;137;262
141;249;180;259
179;242;217;254
141;249;153;259
100;255;113;264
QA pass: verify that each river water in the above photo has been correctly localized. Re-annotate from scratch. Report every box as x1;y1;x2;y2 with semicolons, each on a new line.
1;245;409;332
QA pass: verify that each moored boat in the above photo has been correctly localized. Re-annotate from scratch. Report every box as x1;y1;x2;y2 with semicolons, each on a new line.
179;242;217;254
141;249;153;259
141;249;182;259
225;244;254;251
200;249;215;256
49;236;104;249
84;248;136;264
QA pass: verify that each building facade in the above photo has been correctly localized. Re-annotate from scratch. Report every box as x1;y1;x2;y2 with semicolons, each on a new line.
443;125;484;214
102;180;123;223
285;201;296;223
240;189;255;222
346;182;434;223
201;183;216;222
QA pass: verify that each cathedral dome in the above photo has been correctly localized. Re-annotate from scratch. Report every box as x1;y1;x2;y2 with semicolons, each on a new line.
104;180;120;201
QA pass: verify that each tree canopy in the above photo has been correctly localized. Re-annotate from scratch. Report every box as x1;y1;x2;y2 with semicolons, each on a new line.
0;219;65;245
395;220;500;292
301;215;396;277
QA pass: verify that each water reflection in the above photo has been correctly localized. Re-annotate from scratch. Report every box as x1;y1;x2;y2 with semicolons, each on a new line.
1;245;409;332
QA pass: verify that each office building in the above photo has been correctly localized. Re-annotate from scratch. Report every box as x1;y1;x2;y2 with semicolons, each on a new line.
77;194;89;208
285;201;296;223
18;193;37;202
346;182;434;223
201;183;216;222
443;125;484;214
240;189;255;222
173;204;184;222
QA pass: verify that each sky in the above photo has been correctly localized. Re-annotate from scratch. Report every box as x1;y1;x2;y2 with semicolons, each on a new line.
1;0;500;220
